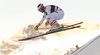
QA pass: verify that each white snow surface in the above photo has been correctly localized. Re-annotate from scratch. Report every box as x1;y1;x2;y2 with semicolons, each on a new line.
7;30;100;55
72;31;100;55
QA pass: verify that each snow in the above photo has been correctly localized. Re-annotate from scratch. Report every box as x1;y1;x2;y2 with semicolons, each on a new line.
8;30;100;55
0;22;100;55
70;30;100;47
0;40;2;45
72;31;100;55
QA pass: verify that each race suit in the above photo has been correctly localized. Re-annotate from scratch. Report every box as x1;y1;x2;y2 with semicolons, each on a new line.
38;5;64;28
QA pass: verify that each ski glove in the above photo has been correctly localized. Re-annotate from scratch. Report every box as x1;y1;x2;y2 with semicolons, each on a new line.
34;25;39;30
45;20;49;26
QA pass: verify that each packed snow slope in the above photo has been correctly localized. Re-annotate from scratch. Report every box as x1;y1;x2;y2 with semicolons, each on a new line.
0;21;100;55
72;34;100;55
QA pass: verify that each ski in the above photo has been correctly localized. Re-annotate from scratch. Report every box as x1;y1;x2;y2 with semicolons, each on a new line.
61;24;85;29
18;26;80;41
18;22;83;41
39;22;83;30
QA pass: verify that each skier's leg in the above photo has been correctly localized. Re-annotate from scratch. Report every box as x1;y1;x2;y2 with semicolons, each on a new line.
50;9;64;20
46;15;59;28
46;9;64;30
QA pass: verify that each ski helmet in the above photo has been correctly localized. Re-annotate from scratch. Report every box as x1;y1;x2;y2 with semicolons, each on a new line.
37;3;44;11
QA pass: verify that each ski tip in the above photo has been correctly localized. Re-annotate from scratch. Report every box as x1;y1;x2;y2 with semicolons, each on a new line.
18;39;22;41
81;22;83;23
18;39;25;41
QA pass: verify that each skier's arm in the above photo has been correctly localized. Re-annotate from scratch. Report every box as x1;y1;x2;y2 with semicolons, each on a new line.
45;6;51;21
34;14;46;30
45;6;51;16
38;14;46;26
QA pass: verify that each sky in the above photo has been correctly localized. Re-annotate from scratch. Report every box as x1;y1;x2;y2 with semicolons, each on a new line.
0;0;100;39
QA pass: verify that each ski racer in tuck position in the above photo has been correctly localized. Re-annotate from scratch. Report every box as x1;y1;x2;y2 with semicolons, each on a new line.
34;3;64;31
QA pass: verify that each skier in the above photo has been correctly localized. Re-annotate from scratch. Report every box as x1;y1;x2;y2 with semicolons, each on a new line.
34;3;64;31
